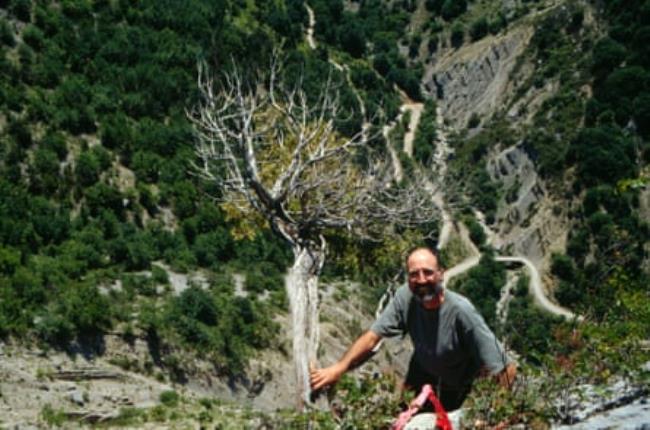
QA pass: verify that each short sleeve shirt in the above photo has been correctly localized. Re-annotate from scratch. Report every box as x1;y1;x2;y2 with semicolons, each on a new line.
371;286;510;389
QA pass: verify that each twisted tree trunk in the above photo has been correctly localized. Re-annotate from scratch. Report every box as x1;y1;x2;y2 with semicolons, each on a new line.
285;240;325;408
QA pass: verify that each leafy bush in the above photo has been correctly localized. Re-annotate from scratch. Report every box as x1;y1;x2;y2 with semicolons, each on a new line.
244;262;284;294
551;254;575;282
165;286;277;372
569;126;636;188
159;390;179;407
453;252;505;329
413;100;437;164
450;23;465;48
470;18;488;41
465;216;486;247
467;112;480;129
441;0;466;21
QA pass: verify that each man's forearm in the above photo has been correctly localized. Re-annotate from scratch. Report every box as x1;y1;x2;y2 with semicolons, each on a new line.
310;330;382;391
337;330;382;371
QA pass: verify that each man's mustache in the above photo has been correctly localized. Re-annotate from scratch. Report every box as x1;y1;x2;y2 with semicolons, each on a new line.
413;281;443;297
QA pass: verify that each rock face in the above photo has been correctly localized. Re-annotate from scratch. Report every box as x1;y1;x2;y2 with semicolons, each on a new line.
486;144;551;264
418;19;571;269
417;6;569;270
553;375;650;430
0;279;411;426
0;343;173;428
422;27;533;129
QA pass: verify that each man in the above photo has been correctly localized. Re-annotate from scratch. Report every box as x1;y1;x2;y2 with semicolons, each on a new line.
310;247;516;411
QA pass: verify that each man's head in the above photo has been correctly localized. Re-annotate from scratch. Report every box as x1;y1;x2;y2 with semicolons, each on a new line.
406;247;445;310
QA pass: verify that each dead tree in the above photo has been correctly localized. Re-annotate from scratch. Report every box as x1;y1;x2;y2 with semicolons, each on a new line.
189;57;438;408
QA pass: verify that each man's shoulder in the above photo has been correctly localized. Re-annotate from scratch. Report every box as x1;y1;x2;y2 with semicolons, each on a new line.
392;284;413;306
395;284;412;297
445;289;475;311
444;290;487;329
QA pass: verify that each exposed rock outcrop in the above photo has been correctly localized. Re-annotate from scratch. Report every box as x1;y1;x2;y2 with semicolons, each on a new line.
422;27;533;129
486;144;569;270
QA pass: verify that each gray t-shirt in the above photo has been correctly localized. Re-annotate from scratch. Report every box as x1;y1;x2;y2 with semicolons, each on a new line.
371;286;510;389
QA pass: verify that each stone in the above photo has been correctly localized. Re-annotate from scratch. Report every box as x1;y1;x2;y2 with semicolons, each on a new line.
69;390;85;406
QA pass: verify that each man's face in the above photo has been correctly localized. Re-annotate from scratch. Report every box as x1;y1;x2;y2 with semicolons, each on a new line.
407;249;444;310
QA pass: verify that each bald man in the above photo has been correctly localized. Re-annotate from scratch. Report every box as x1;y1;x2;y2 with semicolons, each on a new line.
310;247;516;411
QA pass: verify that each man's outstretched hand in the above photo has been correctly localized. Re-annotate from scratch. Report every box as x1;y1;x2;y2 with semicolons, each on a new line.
309;362;346;391
309;331;381;392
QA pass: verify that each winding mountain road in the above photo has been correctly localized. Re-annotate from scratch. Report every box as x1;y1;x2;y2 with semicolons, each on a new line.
303;2;578;322
495;256;578;320
443;254;578;320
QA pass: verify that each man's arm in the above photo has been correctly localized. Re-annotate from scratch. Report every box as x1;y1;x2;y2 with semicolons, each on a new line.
309;330;381;391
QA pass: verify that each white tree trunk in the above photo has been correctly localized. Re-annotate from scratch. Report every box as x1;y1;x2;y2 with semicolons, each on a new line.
285;243;325;408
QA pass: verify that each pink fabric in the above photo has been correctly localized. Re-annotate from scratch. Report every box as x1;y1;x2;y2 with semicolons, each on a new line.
392;384;453;430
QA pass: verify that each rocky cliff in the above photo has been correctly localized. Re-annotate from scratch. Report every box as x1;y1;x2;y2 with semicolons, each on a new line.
423;26;532;129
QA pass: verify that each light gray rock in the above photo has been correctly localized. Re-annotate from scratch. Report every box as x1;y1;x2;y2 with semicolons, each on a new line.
69;390;85;406
422;29;530;129
552;378;649;429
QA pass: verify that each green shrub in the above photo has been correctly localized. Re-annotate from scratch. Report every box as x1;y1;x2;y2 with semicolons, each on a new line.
9;0;32;22
0;18;15;46
450;23;465;48
22;25;44;50
244;262;284;294
413;100;437;164
41;404;66;427
159;390;179;407
466;217;486;247
551;254;575;282
467;112;480;129
441;0;466;21
470;18;488;41
152;265;169;285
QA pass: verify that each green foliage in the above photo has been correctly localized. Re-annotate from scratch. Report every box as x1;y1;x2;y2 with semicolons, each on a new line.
569;126;636;188
40;404;67;427
308;0;419;99
465;216;486;247
470;17;489;41
427;34;439;54
426;0;445;14
0;18;15;46
35;282;113;344
159;390;180;407
450;22;465;48
244;262;284;294
551;253;575;282
466;113;480;130
75;147;110;187
41;131;68;160
165;285;277;372
488;13;507;35
269;373;402;428
441;0;467;21
9;0;31;22
469;169;500;224
592;37;626;79
523;129;568;177
28;147;60;195
453;251;505;329
412;100;437;164
505;275;565;359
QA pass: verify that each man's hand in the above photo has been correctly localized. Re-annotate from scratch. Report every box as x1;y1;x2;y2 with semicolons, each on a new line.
495;362;517;389
309;330;381;392
309;362;346;391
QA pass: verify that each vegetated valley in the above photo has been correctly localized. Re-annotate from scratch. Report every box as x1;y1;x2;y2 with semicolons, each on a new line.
0;0;648;428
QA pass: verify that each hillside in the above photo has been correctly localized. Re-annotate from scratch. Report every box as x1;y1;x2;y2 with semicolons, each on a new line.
0;0;648;428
